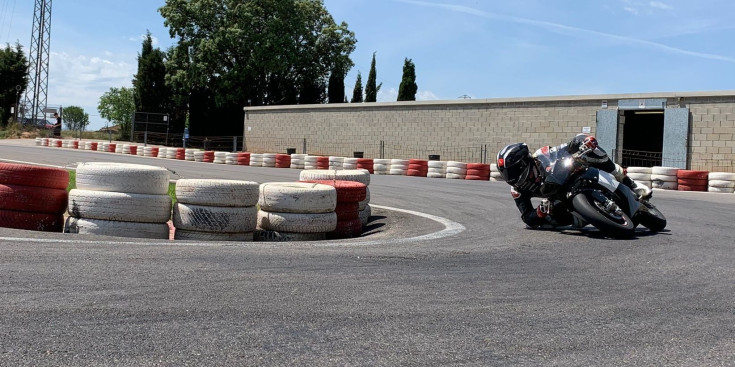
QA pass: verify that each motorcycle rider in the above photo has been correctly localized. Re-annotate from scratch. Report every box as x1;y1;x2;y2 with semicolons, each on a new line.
497;133;652;228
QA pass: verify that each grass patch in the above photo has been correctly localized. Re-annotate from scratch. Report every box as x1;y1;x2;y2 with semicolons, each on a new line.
67;169;177;204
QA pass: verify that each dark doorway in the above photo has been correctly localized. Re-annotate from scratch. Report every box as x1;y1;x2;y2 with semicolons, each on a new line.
622;110;664;167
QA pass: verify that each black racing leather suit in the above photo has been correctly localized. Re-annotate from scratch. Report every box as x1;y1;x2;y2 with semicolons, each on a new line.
511;134;617;228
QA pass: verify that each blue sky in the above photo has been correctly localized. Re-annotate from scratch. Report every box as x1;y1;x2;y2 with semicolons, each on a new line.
1;0;733;131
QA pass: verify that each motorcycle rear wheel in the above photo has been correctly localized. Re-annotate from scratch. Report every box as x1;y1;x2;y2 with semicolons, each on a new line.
635;201;667;232
572;192;636;238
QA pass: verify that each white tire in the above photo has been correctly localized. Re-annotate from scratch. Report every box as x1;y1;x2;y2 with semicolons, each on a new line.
651;166;679;176
447;161;467;169
428;168;446;174
157;148;167;157
175;179;260;207
291;154;307;160
390;159;409;166
490;171;503;178
253;230;326;242
122;145;131;154
259;182;336;214
390;164;408;170
75;162;170;195
257;210;337;233
708;180;735;188
389;169;407;175
650;174;677;182
299;169;371;186
428;161;447;169
115;144;123;153
652;181;677;190
708;186;735;193
359;204;371;226
626;166;652;174
446;173;466;179
627;172;652;181
709;172;735;181
374;159;390;165
68;189;172;223
427;172;446;178
65;217;169;239
175;229;254;242
173;203;257;233
446;166;468;175
490;164;498;172
343;158;359;165
373;164;389;171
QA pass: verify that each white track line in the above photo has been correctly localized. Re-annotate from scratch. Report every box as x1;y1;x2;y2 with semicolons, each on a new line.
0;204;465;248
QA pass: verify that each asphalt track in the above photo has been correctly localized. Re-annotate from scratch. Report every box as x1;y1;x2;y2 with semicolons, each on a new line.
1;139;734;366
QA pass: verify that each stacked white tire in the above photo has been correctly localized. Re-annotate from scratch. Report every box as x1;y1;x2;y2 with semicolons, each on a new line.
651;166;679;190
35;138;42;146
390;159;409;175
122;145;132;155
299;169;372;226
250;153;264;167
65;162;172;239
144;146;155;157
446;161;467;179
427;161;447;178
194;151;205;162
136;145;145;156
329;156;344;170
490;164;504;182
343;158;359;170
213;151;227;164
626;167;652;189
255;182;337;242
225;153;238;165
262;153;276;167
291;154;306;169
166;148;178;160
158;147;168;158
304;155;319;170
373;159;390;175
115;144;123;154
185;149;197;161
708;172;735;193
100;143;109;152
173;179;259;241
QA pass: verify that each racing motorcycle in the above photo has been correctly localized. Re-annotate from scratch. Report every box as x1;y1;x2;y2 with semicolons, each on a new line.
536;147;666;238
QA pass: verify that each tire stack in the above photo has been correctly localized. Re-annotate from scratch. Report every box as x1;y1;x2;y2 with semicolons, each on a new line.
173;179;259;241
135;146;143;156
41;138;49;146
708;172;735;193
99;142;108;152
202;151;215;163
72;141;80;149
109;143;118;152
250;153;264;167
301;180;367;239
175;148;185;160
166;148;178;160
213;151;227;164
316;156;329;170
122;144;132;154
626;167;652;189
255;182;337;242
158;147;168;158
185;149;197;161
357;158;374;174
390;159;409;175
114;144;123;153
342;158;358;170
65;162;172;239
427;161;447;178
275;154;291;168
262;153;277;167
304;155;318;170
237;152;250;165
53;139;62;148
225;153;238;165
677;170;708;192
466;163;491;181
407;159;428;177
329;156;344;170
290;154;306;169
144;146;159;157
0;163;69;232
651;166;679;190
490;164;504;182
35;138;42;146
193;151;205;162
299;169;372;227
446;161;467;179
374;159;390;175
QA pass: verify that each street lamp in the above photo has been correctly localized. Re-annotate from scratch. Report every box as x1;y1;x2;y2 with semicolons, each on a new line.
14;85;21;123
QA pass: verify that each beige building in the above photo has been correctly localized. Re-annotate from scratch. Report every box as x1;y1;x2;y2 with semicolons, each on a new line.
243;91;735;171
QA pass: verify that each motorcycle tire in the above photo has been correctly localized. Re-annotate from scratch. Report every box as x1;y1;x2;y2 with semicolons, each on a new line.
635;201;667;232
572;192;635;238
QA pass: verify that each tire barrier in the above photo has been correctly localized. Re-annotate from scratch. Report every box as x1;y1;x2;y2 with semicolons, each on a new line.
316;156;329;170
185;149;197;161
175;148;185;160
136;146;144;156
626;167;652;189
708;172;735;193
65;162;172;239
202;151;214;163
114;144;123;153
172;179;259;241
329;156;344;170
651;166;679;190
0;163;69;232
677;170;708;192
213;151;227;164
299;169;371;186
357;158;374;174
256;182;338;240
407;159;428;177
249;153;264;167
275;154;291;168
390;159;409;176
373;159;390;175
237;152;250;165
194;150;205;162
490;164;504;182
262;153;277;167
299;179;366;239
41;138;49;146
427;160;447;179
254;230;326;242
446;161;467;180
290;154;306;169
225;153;238;165
466;163;490;181
158;147;168;158
343;158;359;170
304;155;318;170
35;137;42;146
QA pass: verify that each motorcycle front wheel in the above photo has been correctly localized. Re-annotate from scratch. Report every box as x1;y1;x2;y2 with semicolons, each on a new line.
635;200;667;232
572;191;636;238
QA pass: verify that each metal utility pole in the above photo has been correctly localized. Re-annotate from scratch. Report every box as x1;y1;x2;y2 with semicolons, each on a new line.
21;0;52;125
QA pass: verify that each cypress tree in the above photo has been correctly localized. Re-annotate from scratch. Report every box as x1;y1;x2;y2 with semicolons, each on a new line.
328;67;345;103
133;31;170;113
397;58;417;101
351;72;363;103
364;52;381;102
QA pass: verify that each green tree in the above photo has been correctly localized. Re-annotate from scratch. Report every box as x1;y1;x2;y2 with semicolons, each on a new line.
397;58;417;101
351;72;363;103
133;31;170;113
364;52;381;102
98;87;135;140
327;67;345;103
62;106;90;138
0;43;28;127
159;0;356;135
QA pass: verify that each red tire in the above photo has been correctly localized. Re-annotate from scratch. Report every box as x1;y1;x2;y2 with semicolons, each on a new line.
275;154;291;168
316;156;329;169
90;142;98;151
678;184;707;192
328;218;363;239
72;141;79;149
466;169;490;177
0;209;64;232
0;163;70;189
677;170;708;180
465;175;490;181
406;169;428;177
300;180;367;202
0;184;68;214
150;147;159;156
129;146;138;155
335;202;360;221
466;163;490;171
408;159;428;166
237;159;250;165
54;140;62;147
237;152;251;159
677;178;708;186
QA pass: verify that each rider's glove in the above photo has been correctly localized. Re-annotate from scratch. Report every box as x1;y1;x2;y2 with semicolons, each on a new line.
536;199;552;218
579;136;598;152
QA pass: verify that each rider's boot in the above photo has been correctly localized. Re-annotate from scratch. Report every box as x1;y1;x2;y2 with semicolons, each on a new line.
612;164;652;200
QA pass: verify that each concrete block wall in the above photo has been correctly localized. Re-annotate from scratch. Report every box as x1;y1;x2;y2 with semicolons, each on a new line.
685;96;735;171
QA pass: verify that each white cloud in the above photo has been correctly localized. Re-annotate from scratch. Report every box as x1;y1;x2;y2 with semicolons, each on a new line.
649;1;672;10
128;34;159;46
623;6;640;15
417;90;439;101
378;87;398;102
